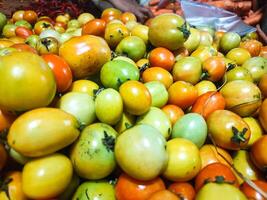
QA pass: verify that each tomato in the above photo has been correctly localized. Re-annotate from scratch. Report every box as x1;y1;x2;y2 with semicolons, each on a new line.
136;58;149;69
0;109;16;132
56;15;69;24
8;108;80;157
220;80;262;117
9;36;25;44
58;92;96;126
198;31;213;46
168;182;196;200
233;150;263;184
121;12;137;23
219;32;241;53
131;24;149;44
11;43;38;54
240;40;263;57
225;66;253;82
259;74;267;97
0;171;27;200
142;67;173;89
191;91;226;119
148;190;179;200
34;20;54;35
202;56;226;82
70;80;99;97
226;48;251;66
41;54;72;93
37;37;59;55
191;45;217;63
95;88;123;125
199;144;233;169
260;46;267;58
115;112;136;134
22;154;73;199
149;47;175;71
25;34;39;49
184;28;201;53
12;10;25;22
101;8;122;21
23;10;37;24
0;143;7;171
125;20;138;31
243;117;263;147
0;47;18;56
242;57;267;83
15;20;32;29
116;36;146;62
195;80;217;96
15;26;33;39
195;163;238;191
119;80;151;115
250;135;267;171
163;138;201;182
82;19;106;36
77;13;95;25
115;124;167;180
207;110;251;150
259;99;267;132
59;35;111;79
115;173;165;200
240;180;267;200
0;52;56;111
149;14;190;50
168;81;198;110
195;183;247;200
100;60;139;90
104;22;129;48
73;181;116;200
70;123;117;180
0;39;14;48
144;81;168;108
172;56;202;84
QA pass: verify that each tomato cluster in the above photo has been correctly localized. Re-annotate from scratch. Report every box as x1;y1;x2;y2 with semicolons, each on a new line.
0;7;267;200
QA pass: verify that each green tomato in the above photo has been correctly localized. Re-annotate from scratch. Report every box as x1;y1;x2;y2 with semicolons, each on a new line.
115;112;136;134
57;92;96;126
220;32;241;53
225;66;253;82
242;57;267;83
95;88;123;125
100;60;139;90
70;123;118;180
0;12;7;32
171;113;207;148
137;107;172;139
144;81;168;108
72;181;116;200
25;34;40;49
2;24;17;38
15;19;32;29
67;19;81;29
115;124;167;181
115;36;146;62
184;28;201;53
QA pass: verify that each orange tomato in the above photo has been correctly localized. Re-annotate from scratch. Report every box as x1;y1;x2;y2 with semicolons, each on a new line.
15;26;33;39
0;143;7;171
0;39;15;48
0;109;16;132
147;190;179;200
82;19;106;37
259;99;267;132
161;104;184;125
240;180;267;200
168;182;196;200
149;47;175;71
23;10;38;24
12;10;25;22
9;36;25;44
202;56;226;82
250;135;267;171
240;40;263;57
54;21;67;29
142;67;173;88
259;74;267;98
101;8;122;23
259;46;267;58
191;91;226;119
11;43;38;54
199;144;233;169
194;163;238;191
115;173;166;200
168;81;198;110
121;12;137;23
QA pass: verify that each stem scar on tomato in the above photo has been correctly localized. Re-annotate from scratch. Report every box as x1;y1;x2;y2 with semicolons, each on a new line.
102;131;115;152
231;127;247;144
177;22;191;40
124;122;133;130
204;176;235;185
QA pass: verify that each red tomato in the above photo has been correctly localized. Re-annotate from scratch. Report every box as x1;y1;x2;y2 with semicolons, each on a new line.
149;47;175;71
15;26;33;39
42;54;73;93
82;19;106;36
168;182;196;200
240;180;267;200
162;104;184;125
202;56;226;82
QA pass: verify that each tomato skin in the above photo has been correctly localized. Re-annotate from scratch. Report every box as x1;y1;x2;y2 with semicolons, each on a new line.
104;23;129;48
226;48;251;66
162;104;184;125
34;20;54;35
149;47;175;71
259;74;267;98
147;190;179;200
12;10;25;22
202;56;226;82
8;108;80;157
69;80;99;97
243;117;263;147
250;135;267;172
259;99;267;132
82;19;106;36
42;54;73;93
168;182;196;200
23;10;38;24
115;173;165;200
121;12;137;23
15;26;33;39
240;180;267;200
225;66;253;82
195;80;217;96
22;154;73;199
191;91;226;119
11;43;38;54
240;40;263;57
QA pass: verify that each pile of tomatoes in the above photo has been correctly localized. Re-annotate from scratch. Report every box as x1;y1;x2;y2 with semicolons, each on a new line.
0;7;267;200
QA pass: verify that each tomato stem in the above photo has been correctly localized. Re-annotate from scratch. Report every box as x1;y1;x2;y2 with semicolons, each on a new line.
231;126;247;144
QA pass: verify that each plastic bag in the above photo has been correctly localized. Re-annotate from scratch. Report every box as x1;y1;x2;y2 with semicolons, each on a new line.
180;0;256;36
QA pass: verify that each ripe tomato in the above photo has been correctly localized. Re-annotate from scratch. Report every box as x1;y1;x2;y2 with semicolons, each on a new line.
149;47;175;71
191;91;226;119
202;56;226;82
168;81;198;110
207;110;251;150
240;40;263;57
168;182;196;200
259;74;267;98
240;180;267;200
243;117;263;147
0;143;7;171
23;10;38;24
199;144;233;169
195;163;238;191
115;173;165;200
11;43;38;54
226;48;251;66
142;67;173;89
42;54;73;93
259;46;267;58
147;190;179;200
250;135;267;171
119;80;151;115
15;26;33;39
82;19;106;36
121;12;137;23
12;10;25;22
101;8;122;23
0;39;14;48
162;104;184;125
34;20;54;35
195;80;217;96
0;109;16;132
9;36;25;44
70;80;99;97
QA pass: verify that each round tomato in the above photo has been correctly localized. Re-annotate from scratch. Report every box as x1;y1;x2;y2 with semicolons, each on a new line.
104;22;129;48
162;104;184;125
168;81;198;110
147;190;179;200
191;45;217;63
219;32;241;53
202;56;226;82
195;80;217;96
242;57;267;83
131;24;149;44
121;12;137;23
77;13;94;25
37;37;59;55
144;81;168;108
101;8;122;22
250;135;267;171
149;47;175;71
240;40;263;57
12;10;25;22
115;173;165;200
119;81;151;115
240;180;267;200
69;80;99;97
184;28;201;53
23;10;37;24
15;26;33;39
168;182;196;200
82;19;106;36
34;20;54;35
225;66;253;82
226;48;251;66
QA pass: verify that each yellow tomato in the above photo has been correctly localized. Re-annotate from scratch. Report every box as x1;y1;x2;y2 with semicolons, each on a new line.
131;24;149;44
104;23;129;48
243;117;263;147
115;112;136;134
70;80;99;97
0;39;14;48
195;80;217;96
226;48;251;66
191;45;217;63
136;58;149;69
